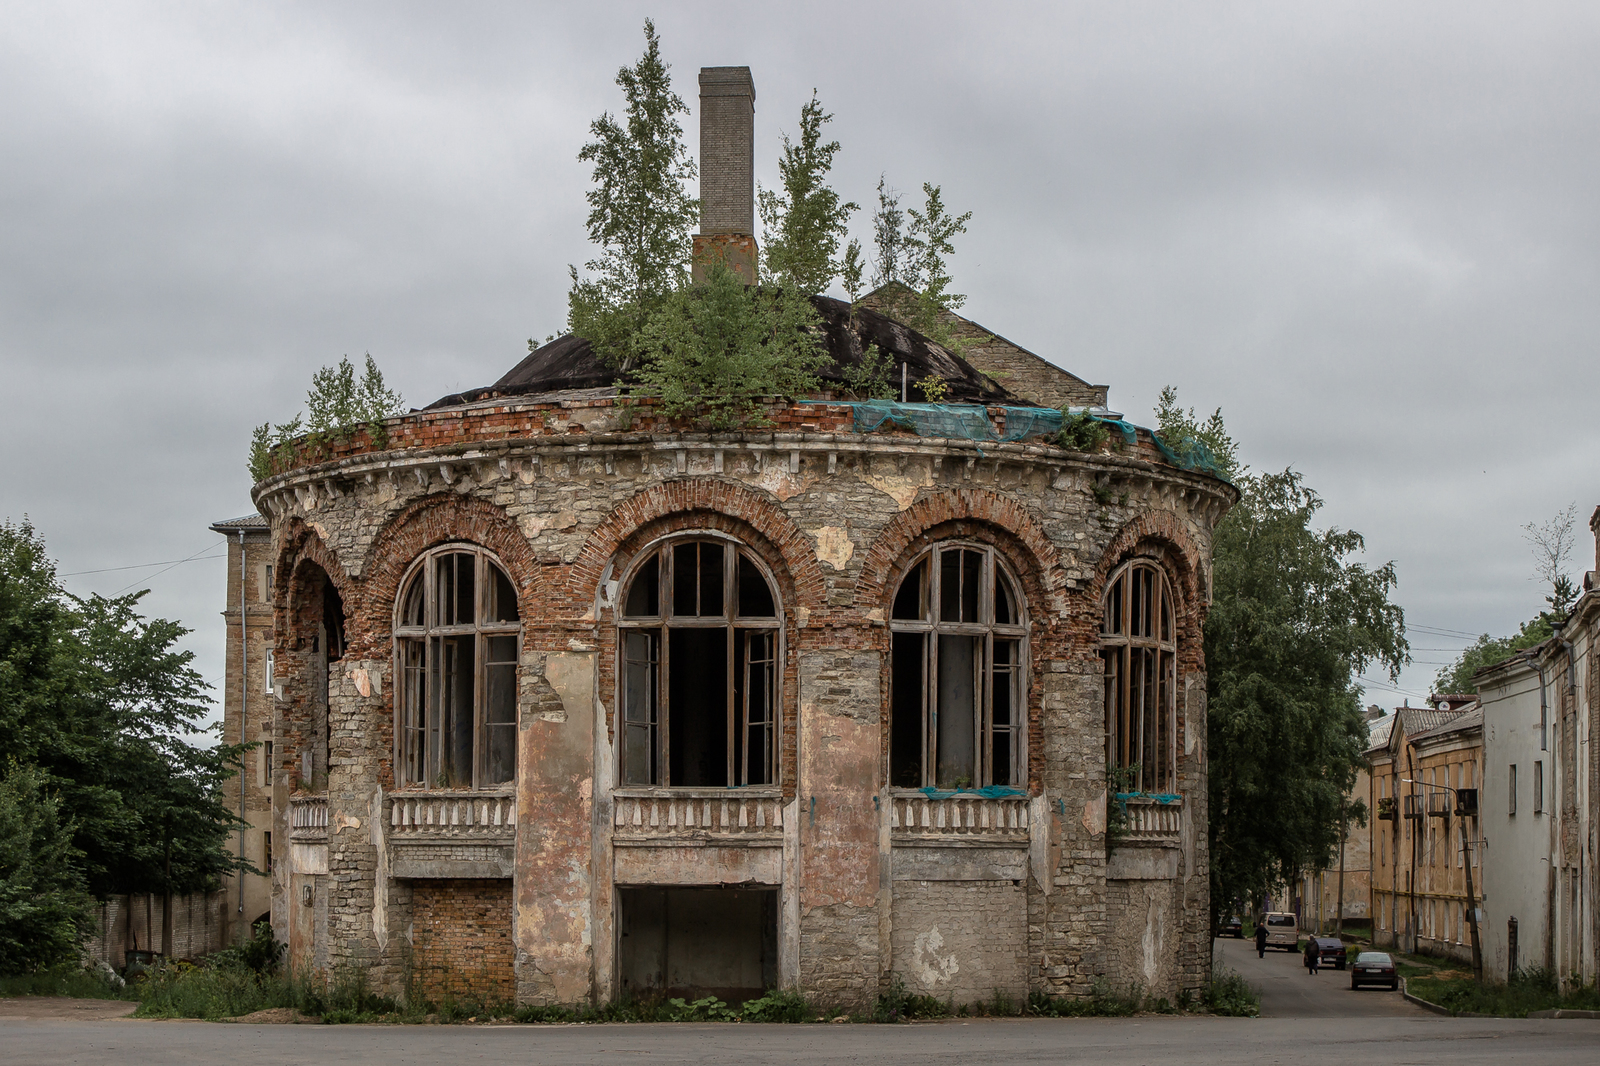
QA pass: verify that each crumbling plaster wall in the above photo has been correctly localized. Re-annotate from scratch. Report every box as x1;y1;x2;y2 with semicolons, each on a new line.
259;409;1229;1006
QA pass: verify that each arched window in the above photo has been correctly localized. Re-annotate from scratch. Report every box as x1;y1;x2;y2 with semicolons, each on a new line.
888;543;1027;789
1100;559;1176;795
395;546;520;789
617;537;780;787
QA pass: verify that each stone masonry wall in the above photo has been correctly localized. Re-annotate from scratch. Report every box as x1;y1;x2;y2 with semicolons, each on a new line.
259;396;1232;1006
891;880;1027;1005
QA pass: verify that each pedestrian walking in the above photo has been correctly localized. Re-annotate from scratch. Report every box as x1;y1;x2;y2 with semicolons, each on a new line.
1304;938;1319;975
1255;922;1268;959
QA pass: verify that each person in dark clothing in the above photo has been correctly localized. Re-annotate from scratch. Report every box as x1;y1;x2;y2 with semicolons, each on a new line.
1255;922;1269;958
1304;938;1319;975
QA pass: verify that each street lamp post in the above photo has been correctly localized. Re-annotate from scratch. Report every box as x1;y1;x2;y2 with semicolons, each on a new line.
1402;778;1483;982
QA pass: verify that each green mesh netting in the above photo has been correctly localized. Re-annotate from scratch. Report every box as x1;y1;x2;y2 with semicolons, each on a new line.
803;399;1227;479
1150;433;1230;480
846;401;995;440
918;786;1026;799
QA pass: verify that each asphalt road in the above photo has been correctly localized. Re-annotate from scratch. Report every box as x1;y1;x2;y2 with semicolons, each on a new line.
1212;935;1423;1018
4;1011;1600;1066
5;952;1597;1066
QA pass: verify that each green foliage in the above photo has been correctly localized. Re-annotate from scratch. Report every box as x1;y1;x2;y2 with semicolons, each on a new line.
840;238;866;305
0;763;96;974
633;264;829;429
869;181;975;353
1407;968;1600;1018
206;919;284;976
1154;385;1241;480
1104;763;1140;856
0;962;133;1000
840;342;896;400
758;93;858;296
0;519;249;912
1201;969;1261;1016
1058;408;1110;453
1205;463;1409;925
567;20;697;370
735;988;810;1022
248;354;403;482
916;374;950;404
1433;615;1553;695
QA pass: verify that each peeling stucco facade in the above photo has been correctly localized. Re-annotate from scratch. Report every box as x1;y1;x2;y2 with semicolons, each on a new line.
259;394;1231;1010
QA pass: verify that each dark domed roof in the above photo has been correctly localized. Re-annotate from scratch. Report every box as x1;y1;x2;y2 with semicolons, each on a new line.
425;295;1022;410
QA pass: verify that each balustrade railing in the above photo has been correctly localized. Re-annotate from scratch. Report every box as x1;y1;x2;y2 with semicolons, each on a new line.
891;794;1029;838
611;790;785;838
288;795;328;842
1119;796;1182;842
389;790;516;837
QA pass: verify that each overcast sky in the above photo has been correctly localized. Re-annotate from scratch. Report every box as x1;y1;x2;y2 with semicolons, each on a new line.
3;1;1596;716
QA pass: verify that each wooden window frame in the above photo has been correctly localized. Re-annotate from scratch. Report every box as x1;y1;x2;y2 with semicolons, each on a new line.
393;544;521;790
1100;558;1178;795
887;542;1029;790
615;534;783;788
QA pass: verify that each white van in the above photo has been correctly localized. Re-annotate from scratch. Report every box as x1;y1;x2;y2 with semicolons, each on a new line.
1262;912;1299;950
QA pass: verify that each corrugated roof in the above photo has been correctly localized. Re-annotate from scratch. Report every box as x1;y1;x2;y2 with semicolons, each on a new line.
1411;705;1482;743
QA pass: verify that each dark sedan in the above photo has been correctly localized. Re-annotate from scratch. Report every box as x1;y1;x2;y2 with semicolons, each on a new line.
1349;950;1399;990
1314;937;1349;970
1219;916;1244;938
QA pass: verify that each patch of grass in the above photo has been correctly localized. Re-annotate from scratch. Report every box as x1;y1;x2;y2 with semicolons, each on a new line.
1202;969;1260;1017
873;973;951;1022
1407;967;1600;1018
0;964;136;1001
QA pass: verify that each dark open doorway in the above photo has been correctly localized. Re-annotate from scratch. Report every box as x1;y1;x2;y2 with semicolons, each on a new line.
617;886;778;1004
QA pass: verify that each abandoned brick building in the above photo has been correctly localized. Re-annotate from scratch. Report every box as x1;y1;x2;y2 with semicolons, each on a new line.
254;67;1235;1008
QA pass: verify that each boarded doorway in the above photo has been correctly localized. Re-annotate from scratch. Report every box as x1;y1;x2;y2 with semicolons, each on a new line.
618;886;778;1003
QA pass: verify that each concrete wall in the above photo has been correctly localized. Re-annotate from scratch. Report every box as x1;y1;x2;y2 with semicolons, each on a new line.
254;394;1231;1008
1481;663;1551;979
83;892;228;968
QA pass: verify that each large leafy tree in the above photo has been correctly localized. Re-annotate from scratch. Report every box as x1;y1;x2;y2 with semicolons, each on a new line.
0;518;248;970
1155;395;1409;921
867;179;974;352
567;19;698;370
758;92;858;296
0;763;95;975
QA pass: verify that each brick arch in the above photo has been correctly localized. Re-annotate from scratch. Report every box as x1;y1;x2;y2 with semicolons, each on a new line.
854;487;1064;616
361;494;540;658
564;479;828;611
273;520;354;628
1088;509;1208;659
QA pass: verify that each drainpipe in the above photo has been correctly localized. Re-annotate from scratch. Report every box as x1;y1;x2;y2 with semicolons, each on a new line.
238;530;247;929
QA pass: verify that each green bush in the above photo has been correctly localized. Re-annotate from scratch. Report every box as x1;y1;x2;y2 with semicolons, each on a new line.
1408;968;1600;1018
1202;969;1260;1017
0;963;133;1001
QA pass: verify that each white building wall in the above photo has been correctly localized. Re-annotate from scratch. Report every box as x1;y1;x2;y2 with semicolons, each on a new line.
1480;663;1552;982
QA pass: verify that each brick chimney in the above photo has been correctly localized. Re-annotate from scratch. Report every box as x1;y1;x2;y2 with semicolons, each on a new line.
693;66;758;285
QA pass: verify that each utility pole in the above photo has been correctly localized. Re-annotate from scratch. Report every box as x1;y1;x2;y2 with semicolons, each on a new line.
1459;811;1483;981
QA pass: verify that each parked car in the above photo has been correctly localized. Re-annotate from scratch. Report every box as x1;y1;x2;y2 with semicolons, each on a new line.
1262;911;1299;950
1313;936;1348;970
1350;950;1399;990
1219;916;1244;938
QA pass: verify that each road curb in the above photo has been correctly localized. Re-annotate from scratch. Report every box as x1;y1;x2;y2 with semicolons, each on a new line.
1400;979;1452;1016
1526;1009;1600;1019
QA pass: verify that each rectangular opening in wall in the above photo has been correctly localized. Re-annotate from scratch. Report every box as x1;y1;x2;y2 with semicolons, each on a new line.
617;886;777;1004
667;629;728;786
890;632;926;788
1533;761;1543;814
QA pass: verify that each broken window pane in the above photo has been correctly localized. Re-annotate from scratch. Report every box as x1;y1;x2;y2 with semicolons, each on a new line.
395;547;522;789
889;544;1027;789
737;554;775;617
619;540;780;787
625;554;659;617
1101;560;1178;794
936;635;978;788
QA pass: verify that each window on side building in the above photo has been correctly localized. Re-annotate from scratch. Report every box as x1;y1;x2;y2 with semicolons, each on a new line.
887;544;1028;790
1101;559;1177;795
616;537;781;787
394;546;521;789
1509;764;1517;815
1533;760;1543;814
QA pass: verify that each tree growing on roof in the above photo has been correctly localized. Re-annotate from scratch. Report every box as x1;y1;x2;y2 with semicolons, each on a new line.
1157;392;1409;927
868;179;975;354
758;92;859;297
634;264;828;430
567;19;698;371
